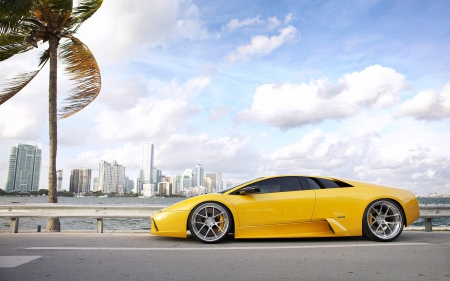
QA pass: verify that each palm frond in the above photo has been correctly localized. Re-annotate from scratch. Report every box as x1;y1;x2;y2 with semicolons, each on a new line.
44;0;73;28
0;33;33;61
69;0;102;31
0;67;43;105
0;0;35;33
58;36;101;119
47;0;73;12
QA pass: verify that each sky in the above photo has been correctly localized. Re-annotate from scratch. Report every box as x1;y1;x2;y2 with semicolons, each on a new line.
1;0;449;195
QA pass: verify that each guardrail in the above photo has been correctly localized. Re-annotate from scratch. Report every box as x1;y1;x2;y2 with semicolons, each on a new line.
419;204;450;232
1;203;449;233
0;204;167;233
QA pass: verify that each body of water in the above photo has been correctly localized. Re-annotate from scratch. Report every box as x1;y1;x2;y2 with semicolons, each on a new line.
1;196;449;232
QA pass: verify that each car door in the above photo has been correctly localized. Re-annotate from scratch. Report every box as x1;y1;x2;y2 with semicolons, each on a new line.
224;176;316;227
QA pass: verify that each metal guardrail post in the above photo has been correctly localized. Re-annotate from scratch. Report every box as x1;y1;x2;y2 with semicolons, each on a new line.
424;218;432;232
10;218;19;233
97;218;103;233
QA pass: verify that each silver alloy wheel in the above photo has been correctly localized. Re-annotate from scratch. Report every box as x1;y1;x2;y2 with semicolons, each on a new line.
366;200;403;240
190;202;230;243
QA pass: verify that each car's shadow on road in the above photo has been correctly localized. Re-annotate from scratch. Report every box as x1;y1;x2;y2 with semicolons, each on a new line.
150;230;432;245
150;232;368;245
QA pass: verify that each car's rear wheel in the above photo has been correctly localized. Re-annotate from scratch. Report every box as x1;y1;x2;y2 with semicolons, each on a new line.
363;199;404;242
188;202;231;244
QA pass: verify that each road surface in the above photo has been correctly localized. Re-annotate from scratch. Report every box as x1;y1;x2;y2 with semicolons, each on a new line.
1;231;449;280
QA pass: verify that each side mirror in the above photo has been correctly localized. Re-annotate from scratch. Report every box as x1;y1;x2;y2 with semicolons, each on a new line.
239;186;260;195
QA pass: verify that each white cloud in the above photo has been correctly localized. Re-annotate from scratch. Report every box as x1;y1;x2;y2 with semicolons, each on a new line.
161;76;211;100
224;16;264;32
97;75;148;110
156;134;259;174
209;106;230;121
67;143;142;172
396;82;450;120
225;26;297;62
223;14;294;32
76;0;208;65
91;97;202;144
267;128;450;194
267;17;282;30
284;13;294;25
235;65;409;129
0;71;49;140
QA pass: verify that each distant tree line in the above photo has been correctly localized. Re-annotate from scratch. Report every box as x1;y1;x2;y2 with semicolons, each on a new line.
0;189;75;197
0;188;140;197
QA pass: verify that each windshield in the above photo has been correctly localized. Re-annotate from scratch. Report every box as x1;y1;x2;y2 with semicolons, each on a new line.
217;177;263;194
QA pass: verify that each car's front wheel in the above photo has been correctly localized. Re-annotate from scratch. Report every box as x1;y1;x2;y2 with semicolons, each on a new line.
188;202;231;243
363;199;404;242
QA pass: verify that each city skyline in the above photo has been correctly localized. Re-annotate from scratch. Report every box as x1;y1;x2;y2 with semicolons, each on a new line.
1;1;449;195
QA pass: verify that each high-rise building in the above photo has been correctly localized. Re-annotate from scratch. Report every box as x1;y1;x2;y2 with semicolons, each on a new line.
226;180;235;188
172;175;181;195
140;142;154;191
205;173;217;192
5;144;42;192
69;168;91;194
204;176;212;193
216;172;223;191
158;182;172;196
182;169;193;190
194;164;204;187
153;167;162;190
97;160;126;194
93;177;99;192
142;183;153;197
133;177;142;194
57;169;63;191
124;177;134;194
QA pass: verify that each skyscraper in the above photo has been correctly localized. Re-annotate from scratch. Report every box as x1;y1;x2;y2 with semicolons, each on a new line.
124;177;134;194
57;169;63;191
69;168;92;194
5;144;42;192
194;164;204;187
97;160;126;194
206;172;217;192
216;172;223;191
140;142;154;191
133;177;142;194
153;167;162;189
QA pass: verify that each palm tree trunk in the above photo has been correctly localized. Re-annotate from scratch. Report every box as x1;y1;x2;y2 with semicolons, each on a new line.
46;36;60;232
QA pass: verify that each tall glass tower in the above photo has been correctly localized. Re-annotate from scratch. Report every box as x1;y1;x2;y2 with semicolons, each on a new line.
194;164;204;187
140;142;154;189
5;144;42;192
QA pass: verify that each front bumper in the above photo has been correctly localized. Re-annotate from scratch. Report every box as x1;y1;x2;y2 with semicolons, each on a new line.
151;210;189;238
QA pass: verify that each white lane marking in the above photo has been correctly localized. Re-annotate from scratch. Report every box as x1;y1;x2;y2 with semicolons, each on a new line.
25;242;436;251
0;256;41;268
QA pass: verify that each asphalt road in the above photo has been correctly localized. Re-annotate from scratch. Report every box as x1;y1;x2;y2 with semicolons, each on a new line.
1;231;449;281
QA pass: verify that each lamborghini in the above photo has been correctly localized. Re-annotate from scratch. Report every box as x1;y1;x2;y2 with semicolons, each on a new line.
150;175;419;243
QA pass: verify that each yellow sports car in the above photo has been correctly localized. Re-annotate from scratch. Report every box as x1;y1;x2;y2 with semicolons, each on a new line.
151;175;419;243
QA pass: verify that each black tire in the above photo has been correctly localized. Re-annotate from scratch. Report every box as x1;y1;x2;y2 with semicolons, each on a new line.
188;202;231;244
363;199;404;242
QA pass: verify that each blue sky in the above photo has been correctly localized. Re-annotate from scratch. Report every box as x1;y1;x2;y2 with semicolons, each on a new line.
1;0;449;195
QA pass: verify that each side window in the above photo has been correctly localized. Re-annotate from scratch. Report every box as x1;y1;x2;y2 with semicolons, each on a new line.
305;178;321;190
241;177;302;194
307;177;354;189
316;178;340;188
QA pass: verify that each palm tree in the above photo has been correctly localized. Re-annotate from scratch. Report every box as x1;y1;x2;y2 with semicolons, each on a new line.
0;0;103;231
